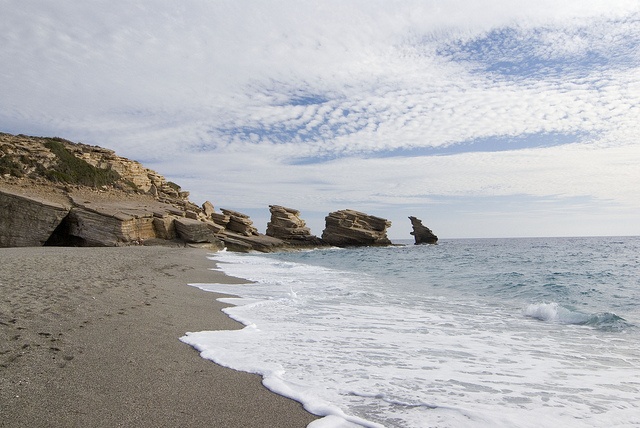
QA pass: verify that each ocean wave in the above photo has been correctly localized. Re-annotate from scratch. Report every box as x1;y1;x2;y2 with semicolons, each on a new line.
524;302;633;332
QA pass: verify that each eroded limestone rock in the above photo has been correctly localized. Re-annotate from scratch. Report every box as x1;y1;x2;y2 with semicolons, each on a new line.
322;209;392;247
409;216;438;244
267;205;310;238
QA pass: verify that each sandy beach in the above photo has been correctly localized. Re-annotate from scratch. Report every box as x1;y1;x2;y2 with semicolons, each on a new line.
0;246;318;427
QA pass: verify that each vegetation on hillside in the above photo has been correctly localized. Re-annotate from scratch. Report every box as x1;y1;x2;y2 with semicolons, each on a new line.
43;138;121;187
0;152;24;177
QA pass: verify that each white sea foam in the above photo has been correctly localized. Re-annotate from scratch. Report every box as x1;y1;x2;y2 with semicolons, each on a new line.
182;238;640;427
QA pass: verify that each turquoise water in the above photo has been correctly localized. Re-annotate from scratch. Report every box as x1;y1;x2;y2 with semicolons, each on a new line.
182;236;640;427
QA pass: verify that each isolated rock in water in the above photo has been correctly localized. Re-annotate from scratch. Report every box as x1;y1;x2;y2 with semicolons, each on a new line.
409;216;438;244
0;189;70;246
221;208;258;236
322;209;392;247
266;205;312;239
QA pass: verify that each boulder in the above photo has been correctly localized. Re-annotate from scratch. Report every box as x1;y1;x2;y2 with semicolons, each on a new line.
202;200;215;217
220;208;258;236
409;216;438;244
174;218;224;246
219;230;285;253
321;209;392;247
152;215;177;240
0;189;70;247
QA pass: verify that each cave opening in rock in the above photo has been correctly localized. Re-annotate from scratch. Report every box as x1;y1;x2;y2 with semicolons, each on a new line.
44;213;86;246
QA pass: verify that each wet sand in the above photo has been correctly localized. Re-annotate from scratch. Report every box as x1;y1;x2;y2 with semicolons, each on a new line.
0;246;318;427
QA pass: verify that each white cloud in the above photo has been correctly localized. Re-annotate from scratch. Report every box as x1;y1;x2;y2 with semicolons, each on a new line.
1;0;639;237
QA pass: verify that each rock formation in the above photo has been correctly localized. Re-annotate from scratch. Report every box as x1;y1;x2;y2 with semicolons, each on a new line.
0;189;70;246
266;205;324;246
220;209;258;236
212;208;294;252
409;216;438;244
174;218;224;247
0;132;421;252
322;209;392;247
0;133;248;249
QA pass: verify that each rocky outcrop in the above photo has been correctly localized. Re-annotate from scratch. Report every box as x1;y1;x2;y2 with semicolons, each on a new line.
0;190;70;246
266;205;324;245
0;132;416;252
200;201;230;228
322;209;392;247
214;208;294;252
174;218;224;247
0;132;219;248
66;207;154;247
220;209;258;236
219;231;286;253
409;216;438;244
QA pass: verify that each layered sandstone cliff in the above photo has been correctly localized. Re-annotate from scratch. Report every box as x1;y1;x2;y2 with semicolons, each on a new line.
0;133;255;250
0;190;70;247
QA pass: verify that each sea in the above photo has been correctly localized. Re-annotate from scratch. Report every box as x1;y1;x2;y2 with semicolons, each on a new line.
181;236;640;428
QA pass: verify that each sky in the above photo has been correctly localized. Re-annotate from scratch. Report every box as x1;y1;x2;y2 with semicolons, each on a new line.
1;1;639;239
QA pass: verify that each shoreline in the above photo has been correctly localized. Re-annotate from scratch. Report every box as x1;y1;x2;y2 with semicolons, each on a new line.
0;246;318;427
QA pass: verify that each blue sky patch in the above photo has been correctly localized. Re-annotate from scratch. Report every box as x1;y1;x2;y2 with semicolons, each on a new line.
437;17;640;79
289;131;587;165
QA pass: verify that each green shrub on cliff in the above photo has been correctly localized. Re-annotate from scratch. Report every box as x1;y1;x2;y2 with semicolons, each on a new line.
43;139;120;187
0;152;24;177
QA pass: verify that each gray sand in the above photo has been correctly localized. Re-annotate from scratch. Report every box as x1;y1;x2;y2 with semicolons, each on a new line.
0;246;318;427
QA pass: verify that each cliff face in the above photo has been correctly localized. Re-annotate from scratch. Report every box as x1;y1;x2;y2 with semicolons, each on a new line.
1;133;233;249
0;190;70;247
